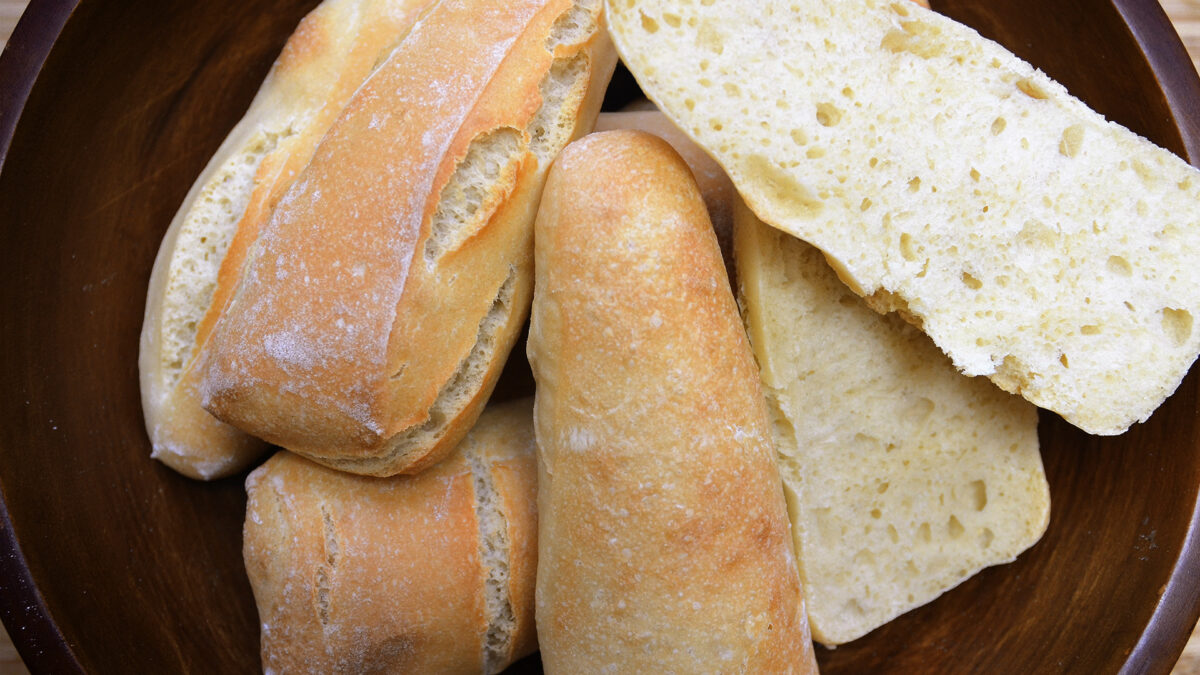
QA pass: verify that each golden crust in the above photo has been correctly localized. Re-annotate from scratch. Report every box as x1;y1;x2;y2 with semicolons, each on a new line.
139;0;433;479
527;130;818;673
201;0;617;475
243;399;538;674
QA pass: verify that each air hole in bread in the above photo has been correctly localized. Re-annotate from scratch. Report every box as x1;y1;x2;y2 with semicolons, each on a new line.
546;0;600;51
861;197;873;212
878;482;890;494
969;168;981;182
918;522;931;543
466;444;515;673
1059;353;1070;368
742;155;823;219
1059;124;1085;158
990;117;1007;135
870;508;882;519
662;11;682;27
1080;325;1101;336
980;528;995;549
880;20;945;58
1106;255;1132;277
815;102;843;127
1015;77;1049;100
424;127;525;265
887;524;900;543
969;480;987;511
907;176;921;192
1161;308;1193;347
947;515;965;539
961;272;983;290
724;82;741;97
528;53;591;164
806;147;826;159
639;11;659;33
855;549;875;566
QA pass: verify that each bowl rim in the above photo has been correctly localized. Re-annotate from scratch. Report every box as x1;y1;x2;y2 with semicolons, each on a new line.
0;4;90;673
1;0;1200;672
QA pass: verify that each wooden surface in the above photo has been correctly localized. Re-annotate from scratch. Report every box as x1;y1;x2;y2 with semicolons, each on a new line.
0;1;1199;674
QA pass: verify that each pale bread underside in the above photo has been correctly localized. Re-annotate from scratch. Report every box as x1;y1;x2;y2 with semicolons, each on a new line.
736;203;1049;645
606;0;1200;435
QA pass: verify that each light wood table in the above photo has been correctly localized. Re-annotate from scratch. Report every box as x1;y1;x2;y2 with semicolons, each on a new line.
1;1;1200;674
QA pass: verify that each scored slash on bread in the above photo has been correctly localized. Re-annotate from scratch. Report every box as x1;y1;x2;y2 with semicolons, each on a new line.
606;0;1200;435
243;398;539;674
200;0;617;476
528;130;819;673
139;0;436;480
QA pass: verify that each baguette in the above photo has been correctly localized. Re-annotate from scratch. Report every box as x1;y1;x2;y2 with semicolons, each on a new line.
201;0;617;476
138;0;433;479
607;0;1200;435
736;201;1050;645
243;398;538;674
527;130;818;673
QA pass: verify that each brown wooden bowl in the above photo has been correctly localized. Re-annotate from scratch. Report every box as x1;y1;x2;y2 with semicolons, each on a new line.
1;0;1199;672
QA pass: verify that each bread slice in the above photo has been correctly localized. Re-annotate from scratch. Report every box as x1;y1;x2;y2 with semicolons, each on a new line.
606;0;1200;435
139;0;434;479
736;199;1050;646
243;398;539;674
201;0;617;476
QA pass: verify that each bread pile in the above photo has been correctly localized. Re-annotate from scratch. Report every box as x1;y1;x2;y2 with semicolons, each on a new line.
138;0;1200;669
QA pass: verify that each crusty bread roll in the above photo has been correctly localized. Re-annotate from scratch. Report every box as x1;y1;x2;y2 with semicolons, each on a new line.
201;0;617;476
736;201;1050;646
139;0;433;479
607;0;1200;435
243;398;538;674
527;130;819;673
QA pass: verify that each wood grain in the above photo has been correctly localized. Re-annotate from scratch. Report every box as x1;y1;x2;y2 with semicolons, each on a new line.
0;1;1199;674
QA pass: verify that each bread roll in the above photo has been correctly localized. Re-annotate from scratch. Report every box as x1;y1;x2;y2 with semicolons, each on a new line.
527;130;818;673
243;398;538;674
607;0;1200;435
201;0;617;476
736;201;1050;645
139;0;433;479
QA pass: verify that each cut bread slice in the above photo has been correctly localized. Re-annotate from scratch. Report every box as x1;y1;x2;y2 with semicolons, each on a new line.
607;0;1200;435
735;199;1050;645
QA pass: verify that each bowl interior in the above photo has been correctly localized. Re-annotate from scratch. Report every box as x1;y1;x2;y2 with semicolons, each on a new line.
1;0;1199;672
